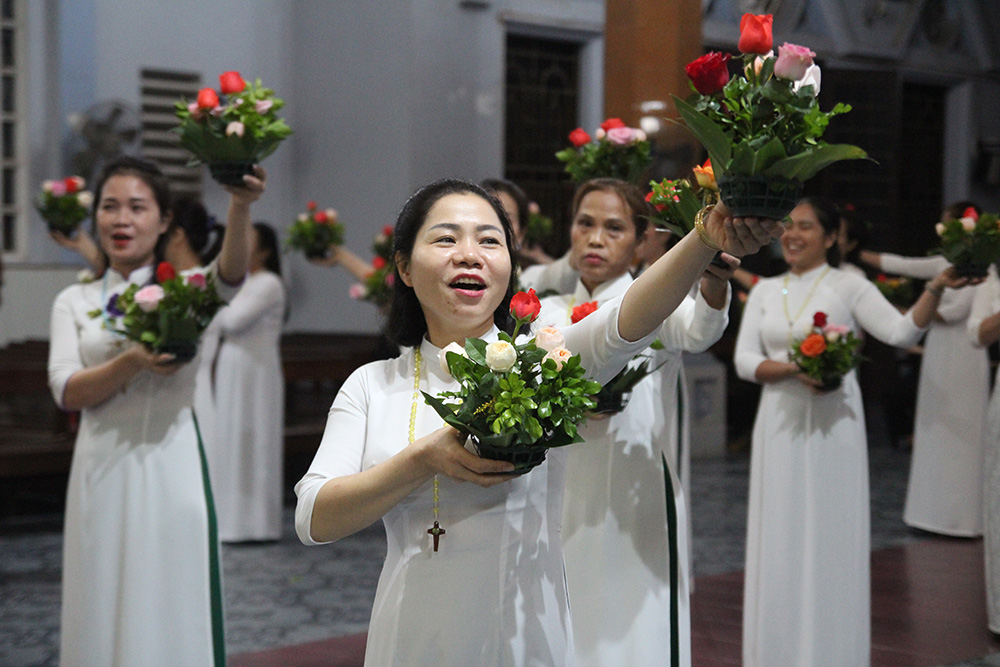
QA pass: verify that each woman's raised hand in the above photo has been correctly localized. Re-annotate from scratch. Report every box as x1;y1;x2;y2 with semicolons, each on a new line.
411;425;515;487
704;201;784;257
223;164;267;204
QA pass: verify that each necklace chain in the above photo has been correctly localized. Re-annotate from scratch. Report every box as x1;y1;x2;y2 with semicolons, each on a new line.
782;266;830;347
412;348;445;551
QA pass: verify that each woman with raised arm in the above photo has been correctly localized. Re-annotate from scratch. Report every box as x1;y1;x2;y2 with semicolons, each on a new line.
294;178;780;666
48;156;265;666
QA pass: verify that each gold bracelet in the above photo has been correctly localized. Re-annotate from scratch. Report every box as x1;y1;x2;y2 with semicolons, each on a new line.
694;204;721;251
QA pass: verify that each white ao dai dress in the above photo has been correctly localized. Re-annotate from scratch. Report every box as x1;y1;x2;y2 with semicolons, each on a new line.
879;253;987;536
295;295;655;667
538;273;729;667
967;266;1000;631
734;264;926;667
48;264;239;667
209;270;286;542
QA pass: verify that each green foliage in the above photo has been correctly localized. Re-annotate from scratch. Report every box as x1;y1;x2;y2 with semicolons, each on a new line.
673;55;867;182
646;178;705;237
422;333;603;451
357;263;394;308
36;190;89;235
523;210;554;247
790;327;863;387
556;137;652;185
873;275;915;308
933;213;1000;278
285;208;345;258
174;78;292;165
88;272;225;354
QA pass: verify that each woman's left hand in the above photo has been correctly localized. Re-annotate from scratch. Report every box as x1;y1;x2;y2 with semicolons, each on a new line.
223;164;267;204
704;201;784;257
930;266;986;291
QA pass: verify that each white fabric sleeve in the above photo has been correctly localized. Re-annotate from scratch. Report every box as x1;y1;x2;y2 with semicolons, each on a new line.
878;253;949;280
849;277;926;348
47;288;84;410
657;287;730;353
519;253;577;294
216;273;285;336
202;256;244;301
559;293;658;386
734;285;768;383
294;365;372;546
934;286;974;324
968;267;1000;347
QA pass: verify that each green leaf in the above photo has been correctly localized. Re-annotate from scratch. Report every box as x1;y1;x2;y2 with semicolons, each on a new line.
763;143;870;181
672;95;732;169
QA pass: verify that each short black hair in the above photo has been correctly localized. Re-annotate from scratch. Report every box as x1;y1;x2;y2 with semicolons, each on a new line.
480;178;529;231
386;179;519;348
571;178;652;237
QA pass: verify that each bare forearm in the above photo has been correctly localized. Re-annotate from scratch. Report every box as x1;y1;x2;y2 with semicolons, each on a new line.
755;359;799;384
699;275;729;311
619;233;715;342
335;246;376;282
978;312;1000;347
217;199;251;284
61;351;143;410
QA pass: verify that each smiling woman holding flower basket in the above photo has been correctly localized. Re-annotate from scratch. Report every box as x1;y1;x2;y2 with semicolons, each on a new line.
47;156;265;666
294;178;781;666
733;197;976;666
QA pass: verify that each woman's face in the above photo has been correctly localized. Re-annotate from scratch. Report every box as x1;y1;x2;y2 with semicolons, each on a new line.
95;174;168;276
781;202;835;274
397;193;512;347
569;189;640;293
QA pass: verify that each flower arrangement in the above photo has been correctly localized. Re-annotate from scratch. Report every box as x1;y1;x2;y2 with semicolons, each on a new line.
932;207;1000;278
646;159;719;237
88;262;225;363
570;300;663;414
174;71;292;186
555;118;652;184
873;274;915;308
36;176;93;235
789;311;863;392
286;201;345;259
523;202;554;247
423;289;603;474
349;225;395;308
673;13;867;219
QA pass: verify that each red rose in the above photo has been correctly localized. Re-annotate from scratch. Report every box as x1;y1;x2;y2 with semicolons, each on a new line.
685;52;732;95
63;176;79;194
964;206;979;222
571;301;599;324
196;87;220;109
372;256;387;270
156;262;176;283
314;210;329;224
307;200;318;211
738;13;773;55
645;191;665;212
510;289;541;323
382;225;394;237
877;274;887;283
568;127;591;148
813;311;828;328
600;118;626;132
799;333;827;358
219;71;246;95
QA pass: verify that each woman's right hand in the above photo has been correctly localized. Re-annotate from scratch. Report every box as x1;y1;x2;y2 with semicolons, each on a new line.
411;425;515;487
703;201;785;257
123;344;185;377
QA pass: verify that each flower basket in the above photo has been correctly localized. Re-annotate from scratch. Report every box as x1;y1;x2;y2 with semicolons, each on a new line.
790;311;863;391
933;209;1000;279
817;374;842;393
174;72;291;185
556;118;652;185
423;291;603;476
717;174;803;219
472;435;550;474
36;176;92;236
208;161;257;188
286;201;345;259
672;13;867;209
593;388;632;415
156;339;199;364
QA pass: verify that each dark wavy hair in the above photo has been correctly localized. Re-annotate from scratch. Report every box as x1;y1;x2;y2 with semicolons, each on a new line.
571;178;652;237
170;196;225;265
480;178;529;233
90;156;173;269
837;203;870;266
795;196;841;267
386;178;518;348
253;221;282;277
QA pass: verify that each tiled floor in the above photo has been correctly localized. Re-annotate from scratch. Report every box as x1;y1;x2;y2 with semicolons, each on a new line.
2;442;998;666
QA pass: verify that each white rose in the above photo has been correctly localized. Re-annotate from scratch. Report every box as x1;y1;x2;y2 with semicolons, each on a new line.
792;63;822;96
439;342;467;376
542;347;573;371
76;191;93;208
533;326;565;352
485;341;517;373
935;222;946;237
825;330;841;343
960;216;976;232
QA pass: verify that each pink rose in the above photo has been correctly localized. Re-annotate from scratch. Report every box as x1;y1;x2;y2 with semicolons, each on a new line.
225;121;245;137
50;180;67;197
542;347;573;371
134;285;165;312
773;43;816;82
255;99;274;114
187;102;204;120
349;283;366;300
186;273;207;289
385;273;395;287
533;326;565;352
606;126;636;145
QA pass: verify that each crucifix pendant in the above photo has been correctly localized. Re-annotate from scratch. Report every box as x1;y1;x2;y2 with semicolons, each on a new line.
427;520;446;552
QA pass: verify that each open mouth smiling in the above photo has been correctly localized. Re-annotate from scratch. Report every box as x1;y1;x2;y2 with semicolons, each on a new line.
449;276;487;295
